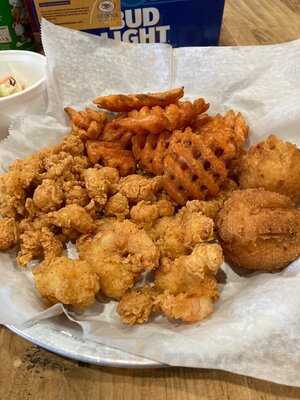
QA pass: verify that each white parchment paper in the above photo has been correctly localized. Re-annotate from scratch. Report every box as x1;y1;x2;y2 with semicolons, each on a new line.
1;19;300;386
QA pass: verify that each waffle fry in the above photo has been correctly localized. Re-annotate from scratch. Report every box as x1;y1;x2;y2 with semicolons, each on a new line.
132;131;172;175
166;99;209;130
198;110;249;162
163;128;229;204
116;98;209;135
101;117;135;148
118;106;170;135
86;140;136;176
65;107;107;140
191;113;212;131
93;87;184;112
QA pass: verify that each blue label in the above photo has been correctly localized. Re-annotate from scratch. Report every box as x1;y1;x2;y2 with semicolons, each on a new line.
123;0;145;6
84;0;225;47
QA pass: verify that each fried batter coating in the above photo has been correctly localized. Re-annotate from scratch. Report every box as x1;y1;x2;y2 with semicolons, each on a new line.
101;117;133;148
130;199;174;224
118;243;223;324
18;214;51;233
24;198;40;219
118;175;162;204
0;218;19;250
65;107;107;140
83;168;109;206
33;256;100;309
116;98;209;135
17;226;63;267
93;87;184;112
86;140;136;176
155;244;222;294
0;134;92;246
149;203;214;259
58;133;85;156
216;189;300;271
83;167;119;207
0;172;26;218
239;135;300;203
8;152;44;187
94;217;118;233
0;153;44;218
156;293;214;323
104;193;129;219
42;152;89;181
95;166;120;185
63;181;90;207
117;285;157;325
33;179;64;212
78;220;159;299
50;204;95;234
184;180;238;220
184;198;226;221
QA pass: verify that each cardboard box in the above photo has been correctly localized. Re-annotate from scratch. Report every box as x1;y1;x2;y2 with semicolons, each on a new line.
25;0;225;47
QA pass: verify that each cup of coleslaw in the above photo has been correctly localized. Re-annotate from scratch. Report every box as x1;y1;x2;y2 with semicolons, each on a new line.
0;50;47;139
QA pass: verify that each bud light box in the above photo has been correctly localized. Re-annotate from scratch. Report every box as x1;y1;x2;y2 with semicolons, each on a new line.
25;0;225;47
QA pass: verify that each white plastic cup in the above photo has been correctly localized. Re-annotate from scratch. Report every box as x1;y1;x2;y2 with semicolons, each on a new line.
0;51;47;140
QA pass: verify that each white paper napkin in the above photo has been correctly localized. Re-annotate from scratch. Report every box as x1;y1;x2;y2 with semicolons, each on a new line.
0;19;300;386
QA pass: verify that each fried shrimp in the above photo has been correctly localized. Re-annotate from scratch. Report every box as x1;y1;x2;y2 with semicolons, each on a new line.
17;226;63;267
154;244;223;294
33;179;64;212
117;285;157;325
63;181;90;207
0;218;19;251
104;193;129;219
155;292;215;323
0;152;44;218
118;175;162;204
118;243;223;324
149;202;214;259
50;204;95;235
33;256;100;309
181;180;238;221
130;199;174;224
77;220;159;299
83;167;119;206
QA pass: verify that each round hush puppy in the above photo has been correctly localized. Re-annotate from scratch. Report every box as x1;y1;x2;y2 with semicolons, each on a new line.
239;135;300;203
216;189;300;271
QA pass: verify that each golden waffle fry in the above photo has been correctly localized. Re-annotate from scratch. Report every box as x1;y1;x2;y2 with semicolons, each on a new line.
198;110;249;162
93;87;184;112
101;116;134;148
116;98;209;135
65;107;107;140
86;140;136;176
118;106;170;135
190;113;212;131
132;131;172;175
163;128;229;204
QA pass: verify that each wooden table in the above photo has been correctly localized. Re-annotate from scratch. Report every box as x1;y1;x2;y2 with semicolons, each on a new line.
1;1;300;399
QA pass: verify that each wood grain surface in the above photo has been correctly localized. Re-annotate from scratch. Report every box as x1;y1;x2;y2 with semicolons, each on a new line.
1;1;300;399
